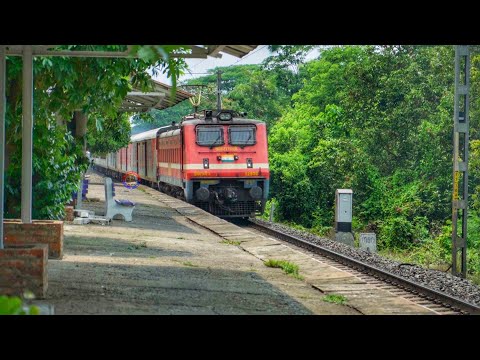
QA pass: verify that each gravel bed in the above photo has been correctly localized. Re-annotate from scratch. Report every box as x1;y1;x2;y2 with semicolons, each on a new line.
252;218;480;306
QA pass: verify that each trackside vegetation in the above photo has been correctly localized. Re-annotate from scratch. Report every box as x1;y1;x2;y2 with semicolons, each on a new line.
135;45;480;282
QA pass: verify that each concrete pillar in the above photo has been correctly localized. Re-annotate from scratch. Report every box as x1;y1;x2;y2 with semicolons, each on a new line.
21;45;33;223
0;46;6;248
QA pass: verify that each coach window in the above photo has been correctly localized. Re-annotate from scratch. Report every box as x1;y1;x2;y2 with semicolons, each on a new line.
196;126;224;147
228;126;256;147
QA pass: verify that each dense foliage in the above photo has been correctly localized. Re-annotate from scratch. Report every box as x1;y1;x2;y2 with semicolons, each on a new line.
0;295;39;315
4;45;186;219
87;113;132;155
266;45;480;279
133;45;480;280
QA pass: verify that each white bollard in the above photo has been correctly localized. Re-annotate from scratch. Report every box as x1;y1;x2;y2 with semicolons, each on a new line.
269;202;275;223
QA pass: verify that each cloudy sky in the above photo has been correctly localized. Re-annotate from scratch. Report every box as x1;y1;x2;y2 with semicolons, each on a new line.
153;45;270;84
153;45;320;85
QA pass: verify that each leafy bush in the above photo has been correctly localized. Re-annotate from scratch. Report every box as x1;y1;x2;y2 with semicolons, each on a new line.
378;216;414;249
0;296;39;315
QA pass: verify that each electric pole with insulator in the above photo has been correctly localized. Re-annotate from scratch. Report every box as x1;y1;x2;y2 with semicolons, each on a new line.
452;45;470;278
216;70;223;112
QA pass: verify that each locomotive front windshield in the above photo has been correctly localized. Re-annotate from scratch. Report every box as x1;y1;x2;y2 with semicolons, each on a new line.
196;126;224;146
229;126;256;146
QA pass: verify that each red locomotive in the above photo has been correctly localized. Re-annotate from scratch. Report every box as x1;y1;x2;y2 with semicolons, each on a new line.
93;110;270;218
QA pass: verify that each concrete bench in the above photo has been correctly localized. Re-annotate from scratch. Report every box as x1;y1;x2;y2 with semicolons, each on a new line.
104;177;135;222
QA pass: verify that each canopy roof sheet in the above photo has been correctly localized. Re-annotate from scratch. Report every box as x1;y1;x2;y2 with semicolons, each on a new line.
4;45;260;60
121;79;193;112
204;45;258;58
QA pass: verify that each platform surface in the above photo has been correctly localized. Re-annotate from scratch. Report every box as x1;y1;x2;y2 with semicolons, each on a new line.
47;170;361;315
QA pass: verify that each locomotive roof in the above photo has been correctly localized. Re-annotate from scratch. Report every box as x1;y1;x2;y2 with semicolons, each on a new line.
180;118;265;126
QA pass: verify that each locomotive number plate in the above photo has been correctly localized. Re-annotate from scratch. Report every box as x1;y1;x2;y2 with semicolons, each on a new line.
216;146;238;152
221;155;234;162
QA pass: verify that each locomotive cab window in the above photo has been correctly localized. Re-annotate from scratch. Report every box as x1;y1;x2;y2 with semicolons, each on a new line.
228;126;256;146
196;126;224;147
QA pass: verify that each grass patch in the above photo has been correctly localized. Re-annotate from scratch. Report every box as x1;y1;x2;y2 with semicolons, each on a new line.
127;241;147;250
264;259;303;280
221;240;241;246
182;261;198;267
177;237;185;240
323;294;348;305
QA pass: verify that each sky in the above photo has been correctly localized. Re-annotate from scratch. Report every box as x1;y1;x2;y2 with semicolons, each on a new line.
153;45;321;85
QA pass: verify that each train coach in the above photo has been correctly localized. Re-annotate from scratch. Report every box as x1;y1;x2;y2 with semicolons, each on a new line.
93;110;269;218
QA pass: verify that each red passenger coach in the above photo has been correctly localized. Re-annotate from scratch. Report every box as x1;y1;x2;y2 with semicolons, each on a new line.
130;128;158;184
94;110;270;218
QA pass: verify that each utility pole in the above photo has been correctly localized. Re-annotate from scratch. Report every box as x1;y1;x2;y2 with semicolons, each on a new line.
452;45;470;278
216;70;223;112
186;84;205;114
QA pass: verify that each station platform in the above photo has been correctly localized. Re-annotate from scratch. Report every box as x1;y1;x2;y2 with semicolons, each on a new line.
46;170;360;315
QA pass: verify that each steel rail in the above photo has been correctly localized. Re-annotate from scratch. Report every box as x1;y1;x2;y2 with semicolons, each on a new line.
247;221;480;315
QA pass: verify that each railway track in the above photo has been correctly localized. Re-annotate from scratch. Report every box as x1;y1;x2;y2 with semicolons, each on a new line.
243;220;480;315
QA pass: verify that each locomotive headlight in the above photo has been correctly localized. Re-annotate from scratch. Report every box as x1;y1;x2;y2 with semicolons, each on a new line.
203;158;209;169
247;158;253;168
218;111;233;121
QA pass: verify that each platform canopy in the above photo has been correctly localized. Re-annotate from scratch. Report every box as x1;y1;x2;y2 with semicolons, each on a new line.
121;80;193;112
3;45;259;59
186;45;259;59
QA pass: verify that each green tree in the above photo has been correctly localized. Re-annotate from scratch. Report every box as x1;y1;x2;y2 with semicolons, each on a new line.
268;45;458;250
4;45;186;219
